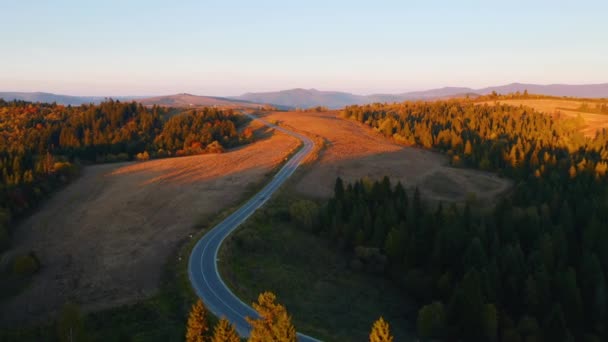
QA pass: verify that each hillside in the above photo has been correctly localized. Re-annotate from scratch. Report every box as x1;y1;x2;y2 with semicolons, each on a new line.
234;88;368;109
0;120;299;324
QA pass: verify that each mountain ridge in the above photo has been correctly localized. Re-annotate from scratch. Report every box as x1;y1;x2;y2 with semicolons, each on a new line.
2;83;607;108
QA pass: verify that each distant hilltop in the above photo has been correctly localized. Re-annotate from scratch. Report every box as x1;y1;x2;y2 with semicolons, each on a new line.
2;82;607;109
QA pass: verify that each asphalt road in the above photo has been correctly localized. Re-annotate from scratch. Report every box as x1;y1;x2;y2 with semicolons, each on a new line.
188;113;321;341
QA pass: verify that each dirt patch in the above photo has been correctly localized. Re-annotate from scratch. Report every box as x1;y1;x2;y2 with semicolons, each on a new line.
261;111;512;203
0;121;299;325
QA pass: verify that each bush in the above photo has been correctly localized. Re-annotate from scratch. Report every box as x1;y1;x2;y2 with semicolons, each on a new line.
12;252;40;276
206;141;224;154
136;151;150;161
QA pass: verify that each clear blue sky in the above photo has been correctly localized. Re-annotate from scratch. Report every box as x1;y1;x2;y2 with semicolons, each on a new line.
1;0;607;96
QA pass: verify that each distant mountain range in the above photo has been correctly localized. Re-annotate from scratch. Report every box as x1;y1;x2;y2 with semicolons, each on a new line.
233;83;608;109
0;92;110;106
2;83;607;109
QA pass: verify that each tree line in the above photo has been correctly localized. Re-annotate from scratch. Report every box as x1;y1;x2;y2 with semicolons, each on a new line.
308;100;608;341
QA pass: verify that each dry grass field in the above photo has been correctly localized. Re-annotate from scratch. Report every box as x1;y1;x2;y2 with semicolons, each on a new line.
261;110;511;203
481;99;608;137
0;120;299;325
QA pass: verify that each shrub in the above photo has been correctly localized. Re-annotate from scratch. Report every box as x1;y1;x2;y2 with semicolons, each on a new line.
206;141;224;154
136;151;150;161
12;252;40;276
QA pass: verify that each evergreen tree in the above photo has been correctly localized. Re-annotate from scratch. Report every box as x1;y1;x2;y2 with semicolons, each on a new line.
246;292;296;342
186;299;208;342
369;317;393;342
417;302;446;340
334;177;345;200
211;318;240;342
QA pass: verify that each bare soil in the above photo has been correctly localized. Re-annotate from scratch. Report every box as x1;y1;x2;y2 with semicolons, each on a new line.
0;121;299;325
262;110;512;203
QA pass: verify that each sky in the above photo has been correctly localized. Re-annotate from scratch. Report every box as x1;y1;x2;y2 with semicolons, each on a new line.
1;0;607;96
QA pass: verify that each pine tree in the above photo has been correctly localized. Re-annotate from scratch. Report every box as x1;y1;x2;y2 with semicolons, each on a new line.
369;317;393;342
211;318;240;342
186;299;208;342
246;292;296;342
334;177;345;200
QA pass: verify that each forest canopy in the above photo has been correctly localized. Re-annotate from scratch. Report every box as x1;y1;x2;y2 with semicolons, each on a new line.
329;100;608;340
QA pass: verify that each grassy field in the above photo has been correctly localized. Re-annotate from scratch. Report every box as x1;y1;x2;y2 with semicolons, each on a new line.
261;110;511;203
0;148;297;341
219;188;417;342
0;119;299;326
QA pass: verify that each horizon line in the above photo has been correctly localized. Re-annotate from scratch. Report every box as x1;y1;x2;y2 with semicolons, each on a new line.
2;81;608;98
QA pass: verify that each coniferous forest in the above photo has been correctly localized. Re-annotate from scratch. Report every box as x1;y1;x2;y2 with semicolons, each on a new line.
0;99;249;252
315;101;608;341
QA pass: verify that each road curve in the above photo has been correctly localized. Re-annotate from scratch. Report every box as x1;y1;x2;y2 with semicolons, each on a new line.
188;113;321;342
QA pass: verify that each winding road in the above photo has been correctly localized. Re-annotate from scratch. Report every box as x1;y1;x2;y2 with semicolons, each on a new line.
188;113;320;341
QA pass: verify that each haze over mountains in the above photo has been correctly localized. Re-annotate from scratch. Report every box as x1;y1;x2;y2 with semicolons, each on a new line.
234;83;608;108
2;83;607;109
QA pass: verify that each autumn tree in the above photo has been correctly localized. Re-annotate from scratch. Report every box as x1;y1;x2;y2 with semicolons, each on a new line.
369;317;393;342
211;318;240;342
186;299;209;342
246;292;296;342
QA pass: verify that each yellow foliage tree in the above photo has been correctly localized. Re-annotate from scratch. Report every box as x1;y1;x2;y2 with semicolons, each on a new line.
186;299;208;342
369;317;393;342
464;140;473;156
246;292;296;342
211;318;240;342
569;165;577;179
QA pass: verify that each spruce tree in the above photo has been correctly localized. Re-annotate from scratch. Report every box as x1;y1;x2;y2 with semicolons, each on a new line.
186;299;208;342
211;318;240;342
246;292;296;342
369;317;393;342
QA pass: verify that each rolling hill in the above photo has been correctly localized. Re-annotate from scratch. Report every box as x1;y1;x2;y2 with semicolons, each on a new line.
234;88;368;109
137;93;266;108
